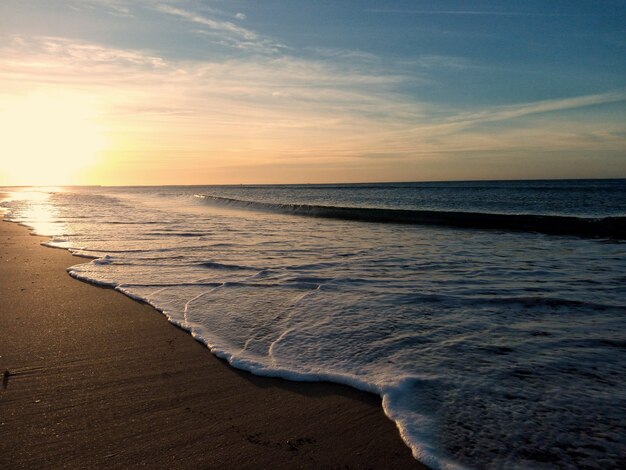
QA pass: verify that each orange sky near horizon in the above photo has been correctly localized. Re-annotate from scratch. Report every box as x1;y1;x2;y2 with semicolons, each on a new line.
2;84;622;187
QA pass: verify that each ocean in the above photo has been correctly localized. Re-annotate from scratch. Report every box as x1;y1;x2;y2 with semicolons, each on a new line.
2;179;625;470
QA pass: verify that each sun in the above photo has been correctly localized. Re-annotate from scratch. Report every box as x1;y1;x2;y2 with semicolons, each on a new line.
0;90;107;186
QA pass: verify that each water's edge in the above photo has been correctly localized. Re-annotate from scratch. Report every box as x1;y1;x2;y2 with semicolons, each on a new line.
3;216;437;469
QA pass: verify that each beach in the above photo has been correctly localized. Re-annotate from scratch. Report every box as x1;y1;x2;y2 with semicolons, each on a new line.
0;217;423;469
2;0;625;467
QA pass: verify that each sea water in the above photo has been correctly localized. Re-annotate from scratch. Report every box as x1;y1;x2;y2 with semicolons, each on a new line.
2;180;625;470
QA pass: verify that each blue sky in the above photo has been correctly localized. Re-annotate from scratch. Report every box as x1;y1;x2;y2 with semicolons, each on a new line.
0;0;625;184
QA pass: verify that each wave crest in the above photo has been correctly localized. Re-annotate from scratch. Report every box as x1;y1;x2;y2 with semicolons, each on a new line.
196;195;626;239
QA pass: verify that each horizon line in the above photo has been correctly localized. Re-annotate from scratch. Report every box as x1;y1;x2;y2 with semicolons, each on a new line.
2;177;625;189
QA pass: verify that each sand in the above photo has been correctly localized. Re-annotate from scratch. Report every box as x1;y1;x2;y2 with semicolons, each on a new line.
0;217;425;469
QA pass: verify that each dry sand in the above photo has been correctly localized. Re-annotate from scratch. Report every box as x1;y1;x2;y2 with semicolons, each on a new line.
0;218;426;469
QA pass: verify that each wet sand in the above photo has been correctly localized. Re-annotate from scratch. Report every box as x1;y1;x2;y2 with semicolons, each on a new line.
0;218;425;469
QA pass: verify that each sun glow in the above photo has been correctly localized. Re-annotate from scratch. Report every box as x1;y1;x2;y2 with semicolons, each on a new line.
0;91;107;186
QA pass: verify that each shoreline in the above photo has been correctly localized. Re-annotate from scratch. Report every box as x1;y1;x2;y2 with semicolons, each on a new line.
0;217;425;469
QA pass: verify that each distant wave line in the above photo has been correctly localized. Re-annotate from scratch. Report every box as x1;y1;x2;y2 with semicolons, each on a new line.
195;195;626;239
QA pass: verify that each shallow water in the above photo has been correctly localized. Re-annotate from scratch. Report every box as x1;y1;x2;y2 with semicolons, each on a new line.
3;181;625;470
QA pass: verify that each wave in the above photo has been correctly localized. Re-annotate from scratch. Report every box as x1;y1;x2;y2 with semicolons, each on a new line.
196;195;626;239
198;261;257;270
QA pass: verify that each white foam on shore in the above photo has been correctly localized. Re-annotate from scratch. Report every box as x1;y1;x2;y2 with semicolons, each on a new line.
83;270;462;469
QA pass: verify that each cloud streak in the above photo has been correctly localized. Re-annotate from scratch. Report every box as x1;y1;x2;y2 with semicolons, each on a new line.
436;91;626;132
364;9;584;17
155;4;283;53
69;0;135;18
156;5;257;39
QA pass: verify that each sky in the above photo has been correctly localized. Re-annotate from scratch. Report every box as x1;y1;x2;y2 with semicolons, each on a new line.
0;0;625;185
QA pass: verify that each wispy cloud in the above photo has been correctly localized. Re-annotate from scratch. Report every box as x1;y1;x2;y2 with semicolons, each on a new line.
423;92;626;135
364;9;580;17
307;47;380;63
0;35;166;84
0;34;418;131
104;3;133;18
155;4;283;53
477;92;626;119
67;1;278;53
69;0;135;18
156;5;257;39
411;55;473;70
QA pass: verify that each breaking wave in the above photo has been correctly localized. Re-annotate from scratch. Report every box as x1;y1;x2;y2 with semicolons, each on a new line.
196;195;626;239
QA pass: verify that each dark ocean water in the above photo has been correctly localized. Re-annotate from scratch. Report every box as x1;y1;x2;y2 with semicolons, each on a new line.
188;179;626;217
